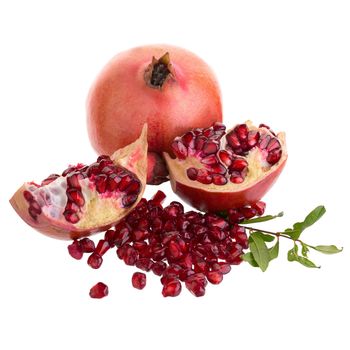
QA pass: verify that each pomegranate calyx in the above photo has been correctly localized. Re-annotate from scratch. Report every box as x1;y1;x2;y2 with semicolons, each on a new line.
144;52;175;89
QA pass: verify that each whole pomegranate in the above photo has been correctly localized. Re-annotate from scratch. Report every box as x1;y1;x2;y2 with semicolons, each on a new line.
86;44;222;185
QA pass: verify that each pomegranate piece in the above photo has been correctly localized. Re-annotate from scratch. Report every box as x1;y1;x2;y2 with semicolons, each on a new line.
10;126;148;240
89;282;109;299
132;272;147;290
164;121;287;211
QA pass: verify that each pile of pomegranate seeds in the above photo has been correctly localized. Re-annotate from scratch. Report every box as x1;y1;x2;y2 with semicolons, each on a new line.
172;122;282;185
68;191;265;298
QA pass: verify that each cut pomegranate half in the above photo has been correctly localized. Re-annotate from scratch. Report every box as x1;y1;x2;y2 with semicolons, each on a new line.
164;121;287;212
10;126;148;240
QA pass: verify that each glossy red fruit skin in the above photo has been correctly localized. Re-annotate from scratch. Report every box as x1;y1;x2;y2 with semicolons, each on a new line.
86;44;222;168
167;158;287;212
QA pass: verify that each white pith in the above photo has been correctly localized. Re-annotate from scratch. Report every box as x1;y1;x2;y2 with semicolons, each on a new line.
164;121;287;192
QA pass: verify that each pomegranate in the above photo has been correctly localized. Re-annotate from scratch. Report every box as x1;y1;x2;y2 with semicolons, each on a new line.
164;121;287;212
86;44;222;185
10;126;148;240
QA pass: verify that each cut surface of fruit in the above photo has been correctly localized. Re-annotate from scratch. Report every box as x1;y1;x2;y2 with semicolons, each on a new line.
164;121;287;212
10;126;148;240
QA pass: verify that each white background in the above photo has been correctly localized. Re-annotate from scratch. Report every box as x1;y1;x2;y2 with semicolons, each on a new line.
0;1;349;349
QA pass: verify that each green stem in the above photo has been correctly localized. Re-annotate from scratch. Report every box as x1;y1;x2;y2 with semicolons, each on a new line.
242;226;307;245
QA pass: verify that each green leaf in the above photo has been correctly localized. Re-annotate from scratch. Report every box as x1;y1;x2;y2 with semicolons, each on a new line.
312;245;343;255
303;206;326;229
242;212;284;224
287;243;320;268
284;205;326;240
269;241;279;260
242;252;259;267
295;256;320;268
250;231;275;242
249;233;271;272
301;243;309;257
287;244;298;262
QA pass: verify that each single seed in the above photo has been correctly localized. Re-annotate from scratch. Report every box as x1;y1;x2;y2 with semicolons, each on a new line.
66;188;85;207
171;140;188;159
202;141;218;155
63;210;80;224
201;154;218;165
89;282;109;299
132;272;147;290
186;167;198;180
94;174;108;193
212;174;227;186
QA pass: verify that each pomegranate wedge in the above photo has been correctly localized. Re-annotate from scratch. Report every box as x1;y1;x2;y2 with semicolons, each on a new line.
164;121;287;212
10;126;148;240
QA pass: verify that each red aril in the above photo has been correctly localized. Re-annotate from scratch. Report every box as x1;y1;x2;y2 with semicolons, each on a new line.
86;44;222;185
10;126;148;240
89;282;109;299
164;121;287;211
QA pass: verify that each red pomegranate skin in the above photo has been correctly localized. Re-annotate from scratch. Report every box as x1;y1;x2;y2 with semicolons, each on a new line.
86;44;222;157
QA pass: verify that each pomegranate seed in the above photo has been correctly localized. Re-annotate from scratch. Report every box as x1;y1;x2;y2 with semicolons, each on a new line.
267;138;281;151
201;154;218;165
187;167;198;180
67;240;83;260
30;201;42;214
181;131;195;147
41;174;60;186
185;273;207;297
202;141;218;155
230;158;248;172
107;174;120;191
259;134;271;149
247;130;260;147
202;127;214;138
206;271;223;284
151;261;167;276
226;131;241;148
266;149;282;165
97;155;111;162
89;282;108;299
230;174;244;184
228;209;245;224
132;272;147;290
95;239;111;256
122;194;138;207
94;174;107;193
214;262;231;274
63;210;80;224
66;173;83;189
135;258;153;272
162;279;182;297
218;150;232;167
80;238;95;253
66;188;85;207
171;140;188;159
240;207;257;219
197;169;212;184
151;190;166;205
212;174;227;185
252;201;266;216
235;124;249;141
23;190;34;202
87;253;103;269
195;136;207;150
104;230;116;246
210;163;226;175
123;246;138;265
119;175;133;191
